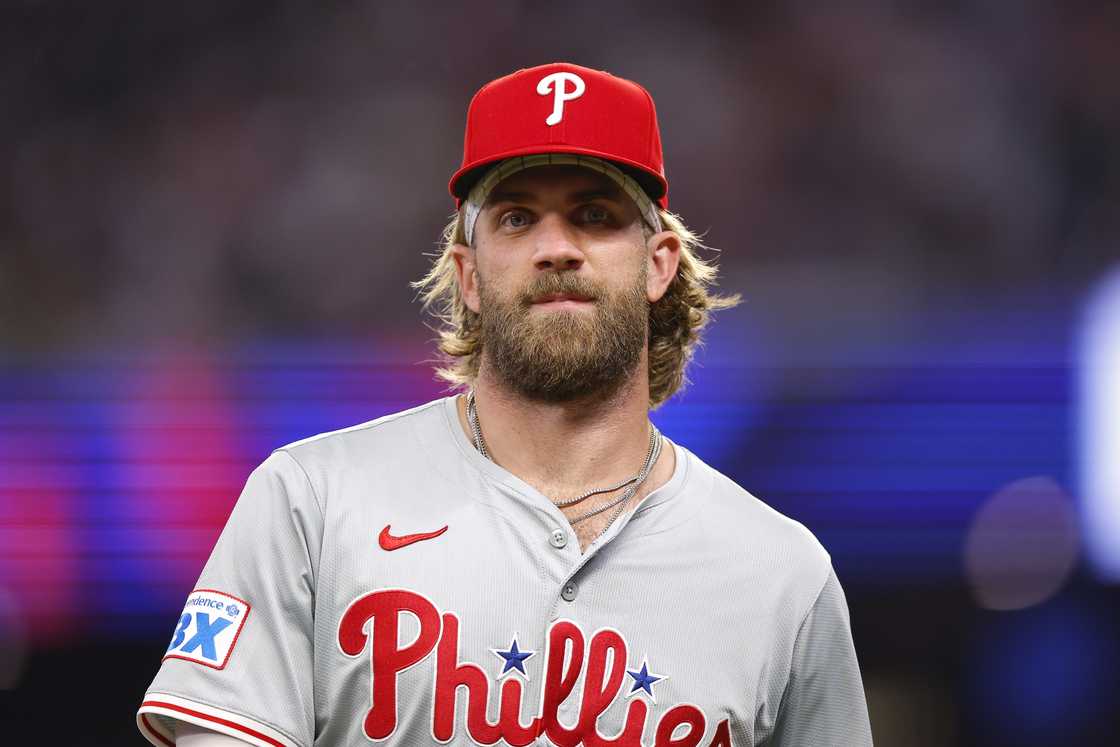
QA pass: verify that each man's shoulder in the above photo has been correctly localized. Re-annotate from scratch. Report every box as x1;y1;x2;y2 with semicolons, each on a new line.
273;396;451;469
683;448;833;590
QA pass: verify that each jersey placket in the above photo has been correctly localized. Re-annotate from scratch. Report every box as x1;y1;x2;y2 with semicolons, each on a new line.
550;498;644;619
483;478;650;735
443;395;691;738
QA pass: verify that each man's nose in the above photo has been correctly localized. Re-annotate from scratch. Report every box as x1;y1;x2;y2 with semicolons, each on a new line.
530;213;585;271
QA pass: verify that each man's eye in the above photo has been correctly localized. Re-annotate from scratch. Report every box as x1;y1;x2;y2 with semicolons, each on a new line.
501;210;531;228
582;205;610;223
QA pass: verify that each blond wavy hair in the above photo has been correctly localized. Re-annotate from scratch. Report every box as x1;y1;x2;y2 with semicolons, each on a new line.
412;208;741;409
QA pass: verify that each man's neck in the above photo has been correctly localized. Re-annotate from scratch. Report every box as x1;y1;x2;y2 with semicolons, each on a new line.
454;361;676;550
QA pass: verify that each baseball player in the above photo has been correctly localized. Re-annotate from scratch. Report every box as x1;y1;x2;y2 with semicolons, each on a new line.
137;62;872;746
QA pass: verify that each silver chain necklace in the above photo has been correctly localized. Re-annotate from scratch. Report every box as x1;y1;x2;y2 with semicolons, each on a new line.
466;391;662;528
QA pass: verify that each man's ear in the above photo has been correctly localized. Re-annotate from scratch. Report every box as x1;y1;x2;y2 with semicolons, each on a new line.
646;230;681;303
451;242;481;313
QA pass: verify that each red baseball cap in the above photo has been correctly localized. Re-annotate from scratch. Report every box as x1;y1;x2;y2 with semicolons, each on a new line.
449;62;669;209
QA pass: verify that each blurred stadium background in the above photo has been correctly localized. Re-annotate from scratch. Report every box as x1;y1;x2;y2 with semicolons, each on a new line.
2;2;1119;744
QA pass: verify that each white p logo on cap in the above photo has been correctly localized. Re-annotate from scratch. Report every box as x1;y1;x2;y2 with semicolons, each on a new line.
537;71;586;126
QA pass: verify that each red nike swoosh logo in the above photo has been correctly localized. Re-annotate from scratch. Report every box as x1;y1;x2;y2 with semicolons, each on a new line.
378;524;448;551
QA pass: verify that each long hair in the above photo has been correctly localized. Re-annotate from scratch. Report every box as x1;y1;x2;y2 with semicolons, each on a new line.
411;208;741;409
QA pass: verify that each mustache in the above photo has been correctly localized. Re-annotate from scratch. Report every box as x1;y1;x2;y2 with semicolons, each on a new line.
518;273;601;306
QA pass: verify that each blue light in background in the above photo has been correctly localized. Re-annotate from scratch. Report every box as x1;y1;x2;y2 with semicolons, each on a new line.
651;306;770;449
965;597;1116;743
1079;265;1120;582
0;296;1084;640
228;337;446;456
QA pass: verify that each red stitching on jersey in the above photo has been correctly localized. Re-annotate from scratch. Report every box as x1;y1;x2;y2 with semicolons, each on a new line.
140;714;174;746
141;701;287;747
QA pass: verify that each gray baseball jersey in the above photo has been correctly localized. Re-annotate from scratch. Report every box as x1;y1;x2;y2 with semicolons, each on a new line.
137;395;872;746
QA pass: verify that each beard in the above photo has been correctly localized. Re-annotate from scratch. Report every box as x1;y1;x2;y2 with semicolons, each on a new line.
477;265;649;402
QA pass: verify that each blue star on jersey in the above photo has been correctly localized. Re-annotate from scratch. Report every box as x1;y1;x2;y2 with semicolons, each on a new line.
627;660;665;700
492;637;535;677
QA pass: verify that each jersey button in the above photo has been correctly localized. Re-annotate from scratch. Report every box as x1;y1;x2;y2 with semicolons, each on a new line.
549;529;568;549
561;582;578;602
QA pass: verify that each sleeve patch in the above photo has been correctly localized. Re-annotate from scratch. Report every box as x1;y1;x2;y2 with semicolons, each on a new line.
162;589;251;670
